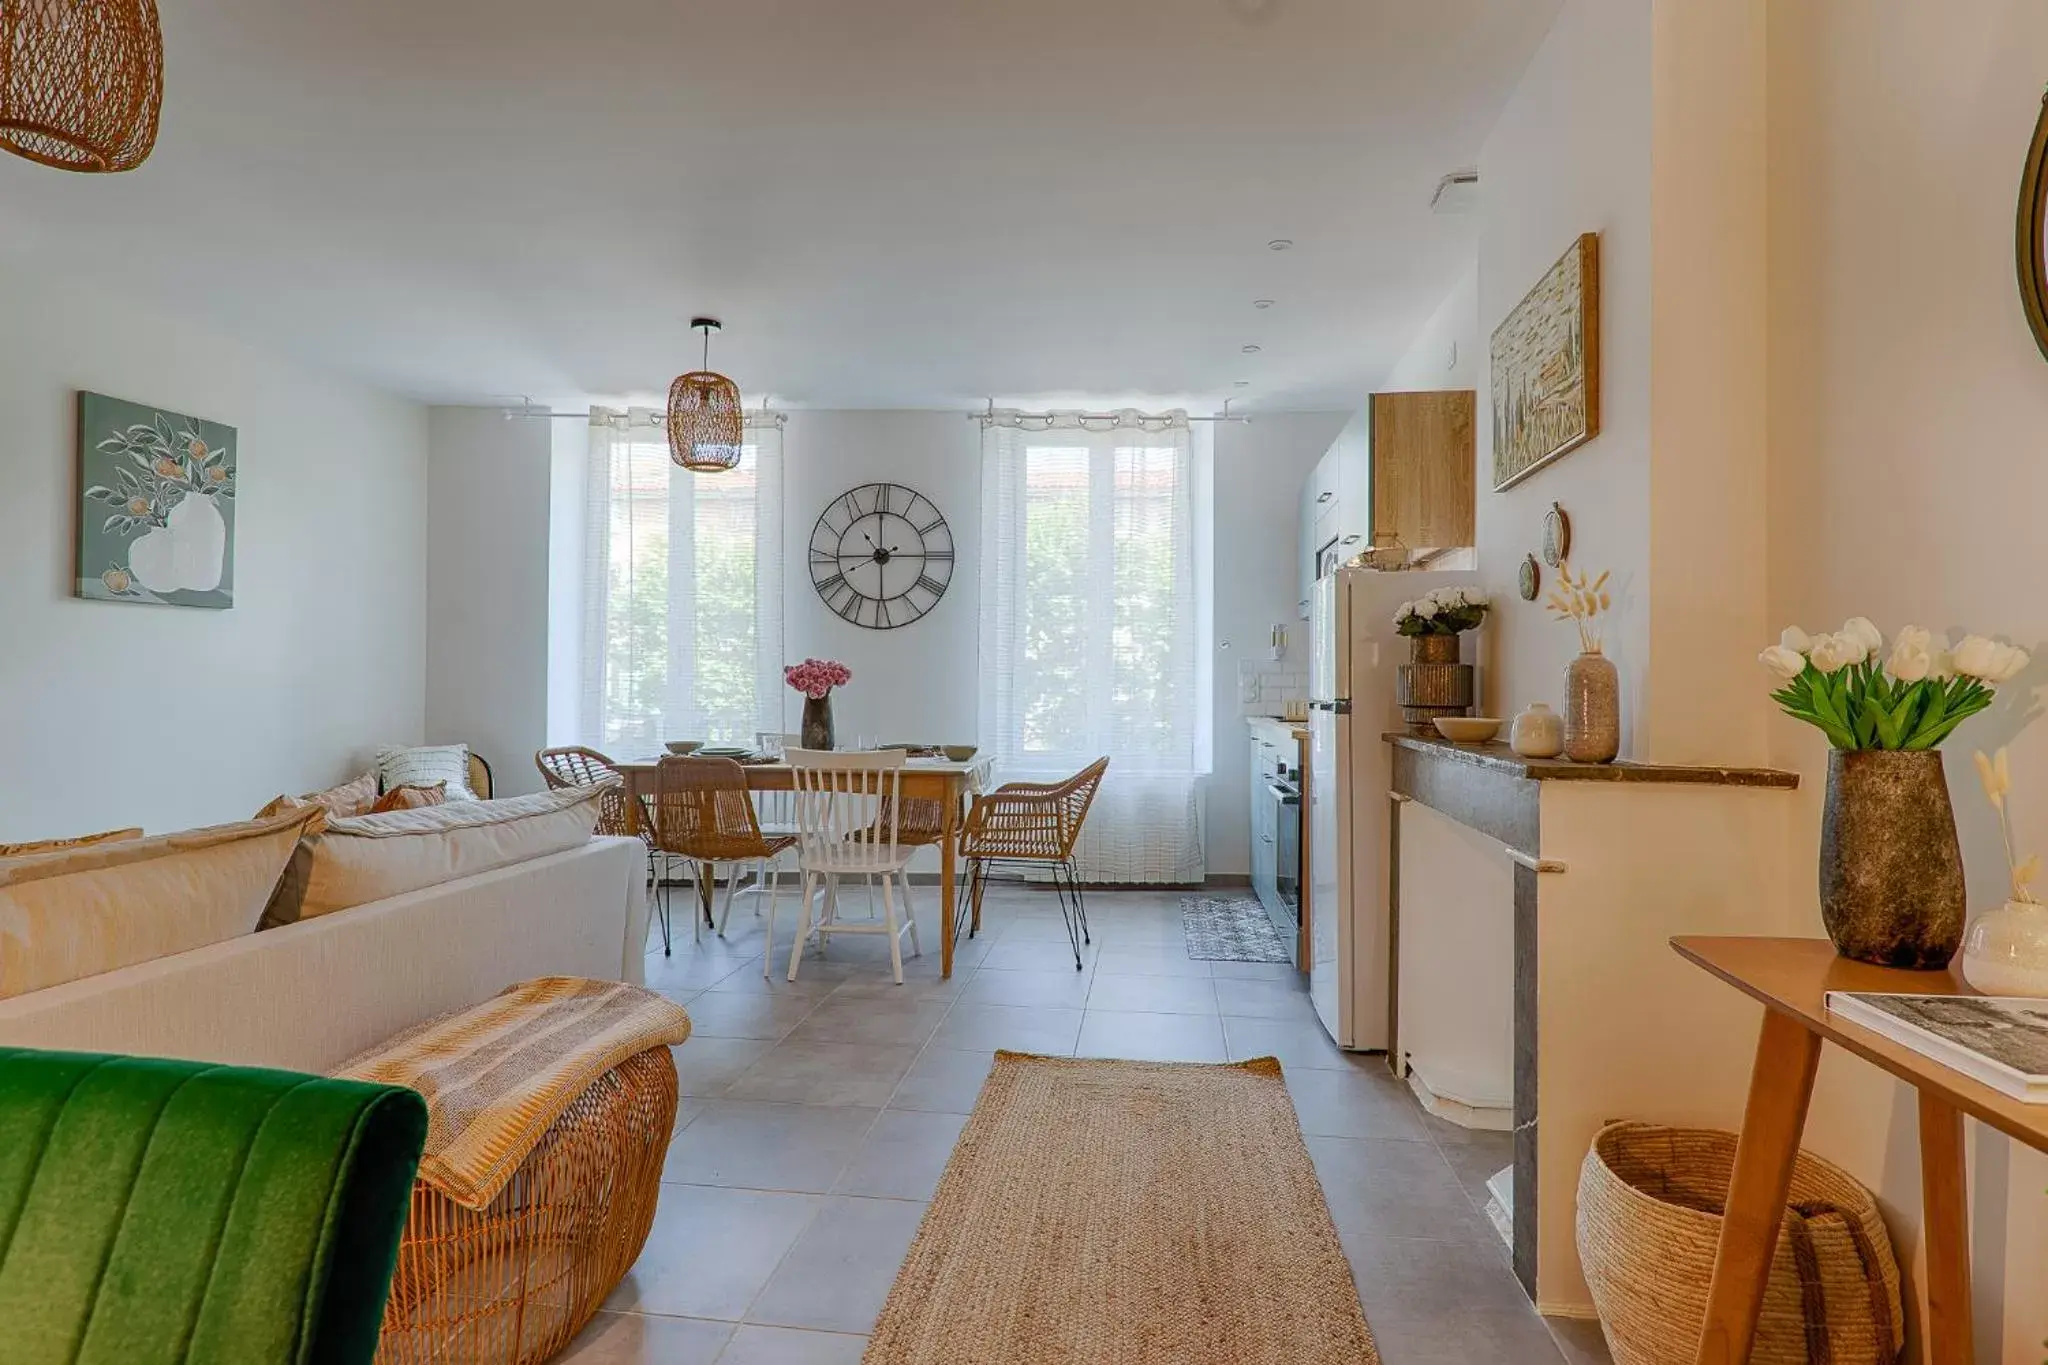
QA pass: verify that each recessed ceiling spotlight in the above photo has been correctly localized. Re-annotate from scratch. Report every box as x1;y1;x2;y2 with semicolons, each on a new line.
1267;239;1292;251
1241;344;1262;354
1252;299;1274;310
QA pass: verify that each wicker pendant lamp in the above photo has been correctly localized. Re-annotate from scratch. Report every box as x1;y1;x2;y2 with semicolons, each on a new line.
0;0;163;173
667;317;743;472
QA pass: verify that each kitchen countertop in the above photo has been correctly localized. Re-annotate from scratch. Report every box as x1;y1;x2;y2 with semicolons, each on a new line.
1383;731;1798;788
1247;715;1310;743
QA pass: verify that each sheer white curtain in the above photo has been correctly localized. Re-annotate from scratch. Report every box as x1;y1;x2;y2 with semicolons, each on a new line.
978;411;1205;883
580;407;784;754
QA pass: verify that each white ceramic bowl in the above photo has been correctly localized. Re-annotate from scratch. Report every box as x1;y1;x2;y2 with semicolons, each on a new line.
1432;717;1503;744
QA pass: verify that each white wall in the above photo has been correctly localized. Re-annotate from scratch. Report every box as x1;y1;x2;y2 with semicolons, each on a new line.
776;411;982;747
425;408;553;797
1209;412;1346;875
1767;3;2048;1355
1383;263;1478;392
1473;0;1654;750
0;263;428;839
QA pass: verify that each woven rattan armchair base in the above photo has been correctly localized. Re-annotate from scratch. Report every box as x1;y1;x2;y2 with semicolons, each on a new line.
374;1046;678;1365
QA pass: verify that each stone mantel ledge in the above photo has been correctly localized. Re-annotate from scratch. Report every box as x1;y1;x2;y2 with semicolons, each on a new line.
1383;733;1799;790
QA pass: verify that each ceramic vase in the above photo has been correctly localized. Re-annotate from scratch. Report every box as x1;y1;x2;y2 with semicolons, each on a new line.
1563;650;1620;763
1509;703;1565;759
1819;748;1965;969
801;694;836;751
1961;900;2048;996
1395;634;1474;735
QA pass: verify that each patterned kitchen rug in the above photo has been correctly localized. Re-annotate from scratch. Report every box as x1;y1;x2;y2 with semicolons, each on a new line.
862;1053;1379;1365
1180;893;1293;963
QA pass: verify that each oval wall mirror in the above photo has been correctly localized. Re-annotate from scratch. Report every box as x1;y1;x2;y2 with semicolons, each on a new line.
2018;93;2048;362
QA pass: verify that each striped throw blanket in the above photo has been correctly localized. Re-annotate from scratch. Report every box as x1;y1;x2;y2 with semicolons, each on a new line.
333;976;692;1210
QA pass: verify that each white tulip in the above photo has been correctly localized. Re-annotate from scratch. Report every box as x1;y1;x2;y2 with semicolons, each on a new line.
1841;617;1884;662
1952;635;1999;680
1807;632;1860;673
1887;626;1935;683
1758;645;1806;682
1780;626;1813;654
1987;643;2031;684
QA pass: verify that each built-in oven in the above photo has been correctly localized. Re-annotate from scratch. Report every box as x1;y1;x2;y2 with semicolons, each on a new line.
1251;739;1303;966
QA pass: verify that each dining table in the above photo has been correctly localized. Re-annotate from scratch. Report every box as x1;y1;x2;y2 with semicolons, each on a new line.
612;752;995;979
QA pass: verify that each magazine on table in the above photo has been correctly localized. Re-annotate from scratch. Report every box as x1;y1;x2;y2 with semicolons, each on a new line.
1822;992;2048;1103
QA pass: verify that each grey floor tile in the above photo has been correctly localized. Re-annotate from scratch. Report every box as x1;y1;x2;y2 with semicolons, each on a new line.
1208;959;1306;980
887;1047;997;1114
724;1040;920;1107
1074;1010;1229;1062
663;1100;879;1192
714;1326;869;1365
928;1003;1082;1055
683;990;826;1041
832;1107;969;1201
1358;1304;1568;1364
1212;975;1323;1022
1222;1015;1381;1072
674;1037;779;1097
1547;1315;1616;1364
1339;1229;1530;1319
1307;1135;1493;1242
977;938;1097;972
708;959;858;997
1285;1066;1434;1142
603;1184;822;1321
1093;943;1213;977
558;1311;733;1364
956;966;1095;1009
1086;972;1218;1015
1436;1128;1515;1207
744;1195;928;1334
783;998;951;1049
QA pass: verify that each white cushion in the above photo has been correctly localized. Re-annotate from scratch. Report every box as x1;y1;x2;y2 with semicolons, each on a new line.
263;786;603;928
376;743;478;802
0;807;321;1000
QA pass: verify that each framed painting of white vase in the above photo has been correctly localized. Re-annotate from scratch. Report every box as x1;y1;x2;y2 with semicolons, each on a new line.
75;391;237;608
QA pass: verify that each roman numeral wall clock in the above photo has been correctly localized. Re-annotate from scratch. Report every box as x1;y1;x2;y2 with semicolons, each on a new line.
808;482;954;630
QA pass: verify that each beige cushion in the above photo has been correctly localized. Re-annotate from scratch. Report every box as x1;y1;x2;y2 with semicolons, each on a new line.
370;781;447;814
376;745;479;803
0;807;322;1000
0;827;145;858
262;786;603;929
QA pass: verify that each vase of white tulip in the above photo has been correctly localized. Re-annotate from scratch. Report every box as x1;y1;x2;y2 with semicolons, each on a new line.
1759;617;2030;968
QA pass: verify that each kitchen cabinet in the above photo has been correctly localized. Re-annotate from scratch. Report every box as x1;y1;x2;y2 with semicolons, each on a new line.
1298;391;1475;596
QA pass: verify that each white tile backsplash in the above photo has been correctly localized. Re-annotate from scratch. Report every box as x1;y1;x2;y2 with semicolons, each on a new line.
1237;660;1306;716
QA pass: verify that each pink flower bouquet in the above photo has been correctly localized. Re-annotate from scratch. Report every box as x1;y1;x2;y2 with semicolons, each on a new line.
784;658;852;699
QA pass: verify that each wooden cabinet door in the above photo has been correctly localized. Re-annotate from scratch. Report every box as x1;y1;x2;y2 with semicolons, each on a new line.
1369;391;1475;552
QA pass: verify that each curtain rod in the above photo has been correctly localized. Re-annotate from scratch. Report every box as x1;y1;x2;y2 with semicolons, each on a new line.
967;399;1250;425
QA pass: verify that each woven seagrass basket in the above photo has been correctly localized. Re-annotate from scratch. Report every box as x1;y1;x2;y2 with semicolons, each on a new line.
1576;1122;1904;1365
375;1046;678;1365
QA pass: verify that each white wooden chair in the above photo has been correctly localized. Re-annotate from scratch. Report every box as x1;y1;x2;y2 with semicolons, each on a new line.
784;748;921;984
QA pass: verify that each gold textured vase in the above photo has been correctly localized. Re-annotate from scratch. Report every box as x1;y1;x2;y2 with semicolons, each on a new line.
1397;634;1473;734
1564;649;1619;763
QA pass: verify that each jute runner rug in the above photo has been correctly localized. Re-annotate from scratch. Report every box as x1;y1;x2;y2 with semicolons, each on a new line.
863;1052;1380;1365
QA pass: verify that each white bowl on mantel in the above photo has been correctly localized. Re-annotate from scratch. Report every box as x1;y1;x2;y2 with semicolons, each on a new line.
1432;717;1503;744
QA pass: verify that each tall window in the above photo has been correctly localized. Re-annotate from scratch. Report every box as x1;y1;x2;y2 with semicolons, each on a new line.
979;414;1204;883
580;410;783;753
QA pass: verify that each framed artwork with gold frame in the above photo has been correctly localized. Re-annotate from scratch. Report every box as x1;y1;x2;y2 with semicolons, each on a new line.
1490;233;1601;492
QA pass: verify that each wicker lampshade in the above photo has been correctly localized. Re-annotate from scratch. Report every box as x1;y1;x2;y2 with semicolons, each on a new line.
0;0;163;173
667;317;743;472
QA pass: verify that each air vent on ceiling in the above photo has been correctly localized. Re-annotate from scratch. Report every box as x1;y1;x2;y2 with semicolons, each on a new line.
1431;170;1479;215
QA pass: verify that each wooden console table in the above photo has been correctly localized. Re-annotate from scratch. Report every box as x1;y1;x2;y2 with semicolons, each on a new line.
1674;936;2048;1365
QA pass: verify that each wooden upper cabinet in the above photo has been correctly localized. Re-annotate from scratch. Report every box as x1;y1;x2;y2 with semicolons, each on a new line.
1368;390;1475;553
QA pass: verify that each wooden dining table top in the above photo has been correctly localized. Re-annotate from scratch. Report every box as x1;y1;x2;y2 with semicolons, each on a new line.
612;752;994;784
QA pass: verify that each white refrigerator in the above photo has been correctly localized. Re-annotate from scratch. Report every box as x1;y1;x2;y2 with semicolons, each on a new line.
1308;565;1482;1050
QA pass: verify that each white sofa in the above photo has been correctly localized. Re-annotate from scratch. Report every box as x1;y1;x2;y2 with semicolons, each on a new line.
0;835;649;1073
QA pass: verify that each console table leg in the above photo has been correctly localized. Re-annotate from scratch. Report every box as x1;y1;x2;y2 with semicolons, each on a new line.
1694;1007;1821;1365
1918;1091;1974;1365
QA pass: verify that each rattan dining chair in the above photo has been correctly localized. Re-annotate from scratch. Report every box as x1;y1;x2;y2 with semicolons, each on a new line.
956;757;1110;971
785;748;922;984
649;756;797;971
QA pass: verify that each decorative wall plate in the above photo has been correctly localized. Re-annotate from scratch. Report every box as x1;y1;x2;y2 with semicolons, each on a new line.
1542;502;1571;567
1518;553;1541;601
809;482;953;629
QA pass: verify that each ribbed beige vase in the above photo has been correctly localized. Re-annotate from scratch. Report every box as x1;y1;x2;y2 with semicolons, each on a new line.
1397;634;1473;734
1564;649;1619;763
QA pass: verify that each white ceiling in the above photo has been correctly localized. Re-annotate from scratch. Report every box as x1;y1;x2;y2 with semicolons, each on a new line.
0;0;1557;412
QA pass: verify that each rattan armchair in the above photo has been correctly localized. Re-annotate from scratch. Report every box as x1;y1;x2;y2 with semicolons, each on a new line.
535;746;638;839
956;757;1109;970
649;756;796;971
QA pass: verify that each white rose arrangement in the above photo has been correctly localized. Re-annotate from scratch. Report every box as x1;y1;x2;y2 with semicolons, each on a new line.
1758;617;2028;750
1394;586;1490;638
